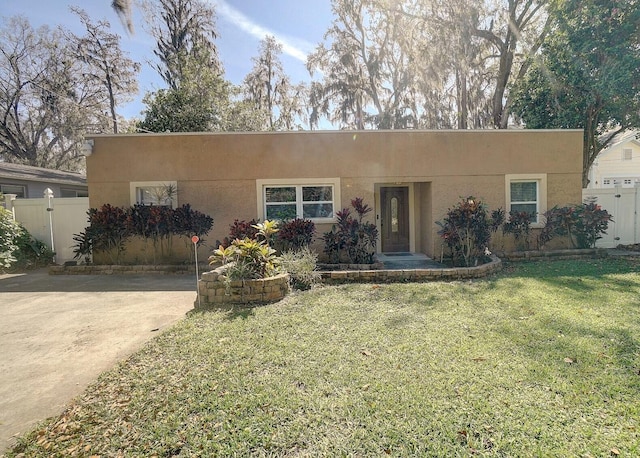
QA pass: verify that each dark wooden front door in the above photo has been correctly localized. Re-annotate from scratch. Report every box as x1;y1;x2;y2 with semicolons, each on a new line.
381;187;410;252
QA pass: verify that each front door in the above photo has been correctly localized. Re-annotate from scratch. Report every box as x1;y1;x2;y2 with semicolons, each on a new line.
381;187;410;252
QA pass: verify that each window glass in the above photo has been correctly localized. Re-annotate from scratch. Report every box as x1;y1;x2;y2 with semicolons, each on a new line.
136;186;174;206
303;186;332;202
510;182;537;202
266;187;296;203
510;181;538;222
263;184;335;220
266;204;297;220
1;184;26;198
303;203;333;218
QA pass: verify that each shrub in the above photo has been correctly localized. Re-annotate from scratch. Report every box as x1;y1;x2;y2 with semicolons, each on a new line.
217;219;259;248
74;203;214;264
1;207;52;270
437;197;494;267
280;247;321;290
322;197;378;264
1;207;20;269
540;201;612;249
276;218;316;251
503;210;533;250
210;237;280;280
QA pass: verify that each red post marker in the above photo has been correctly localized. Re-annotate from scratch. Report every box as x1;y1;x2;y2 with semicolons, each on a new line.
192;235;199;244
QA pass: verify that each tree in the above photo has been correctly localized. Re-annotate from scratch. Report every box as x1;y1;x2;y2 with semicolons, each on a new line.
111;0;134;35
138;65;230;132
0;17;103;170
143;0;221;90
307;0;419;129
511;0;640;187
70;7;140;133
472;0;550;128
243;36;303;130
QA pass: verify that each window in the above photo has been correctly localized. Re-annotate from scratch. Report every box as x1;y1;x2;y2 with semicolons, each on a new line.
624;179;633;187
623;149;633;161
60;188;88;198
0;184;26;198
257;178;340;222
505;174;547;227
130;181;177;207
603;178;611;186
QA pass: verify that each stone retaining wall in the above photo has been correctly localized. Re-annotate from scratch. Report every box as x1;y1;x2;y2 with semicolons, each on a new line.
321;255;502;284
196;267;289;307
498;248;608;262
49;264;204;275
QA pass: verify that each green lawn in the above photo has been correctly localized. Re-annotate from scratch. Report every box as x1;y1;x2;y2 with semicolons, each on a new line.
9;258;640;457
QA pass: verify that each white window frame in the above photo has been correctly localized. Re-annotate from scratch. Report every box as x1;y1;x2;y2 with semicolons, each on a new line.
256;178;340;223
0;184;26;198
623;148;633;161
505;174;547;228
60;188;89;198
129;181;178;208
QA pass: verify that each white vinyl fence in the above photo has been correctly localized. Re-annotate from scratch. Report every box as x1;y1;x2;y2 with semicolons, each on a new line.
5;196;89;263
582;187;640;248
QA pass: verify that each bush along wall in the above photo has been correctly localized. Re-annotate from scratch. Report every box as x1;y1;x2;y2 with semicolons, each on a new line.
73;204;213;265
437;197;613;267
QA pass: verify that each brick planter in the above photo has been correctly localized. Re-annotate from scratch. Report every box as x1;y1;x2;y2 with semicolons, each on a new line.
196;266;289;308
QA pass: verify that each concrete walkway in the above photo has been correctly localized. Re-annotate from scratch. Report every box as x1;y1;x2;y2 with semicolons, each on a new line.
0;270;197;454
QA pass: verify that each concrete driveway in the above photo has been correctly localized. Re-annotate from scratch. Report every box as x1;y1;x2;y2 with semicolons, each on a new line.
0;269;197;453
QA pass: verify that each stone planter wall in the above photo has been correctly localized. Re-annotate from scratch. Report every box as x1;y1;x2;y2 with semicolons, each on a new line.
197;266;289;307
498;248;608;262
321;255;502;284
49;264;204;275
318;261;384;271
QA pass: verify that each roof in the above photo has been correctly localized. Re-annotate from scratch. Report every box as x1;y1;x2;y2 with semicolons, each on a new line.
602;130;640;150
0;162;86;187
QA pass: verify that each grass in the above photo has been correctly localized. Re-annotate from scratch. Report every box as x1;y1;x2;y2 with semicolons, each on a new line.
8;258;640;457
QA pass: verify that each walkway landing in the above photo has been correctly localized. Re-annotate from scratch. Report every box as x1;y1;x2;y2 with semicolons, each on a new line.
376;253;444;270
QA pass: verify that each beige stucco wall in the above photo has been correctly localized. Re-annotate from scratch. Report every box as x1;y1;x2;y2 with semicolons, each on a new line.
87;130;582;260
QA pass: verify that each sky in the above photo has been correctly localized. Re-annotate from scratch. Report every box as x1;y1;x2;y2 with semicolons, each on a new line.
2;0;334;119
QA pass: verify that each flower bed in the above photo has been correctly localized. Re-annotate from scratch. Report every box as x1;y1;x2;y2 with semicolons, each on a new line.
196;265;289;307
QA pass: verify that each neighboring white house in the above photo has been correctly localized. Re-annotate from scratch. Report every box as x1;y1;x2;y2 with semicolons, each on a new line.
588;131;640;189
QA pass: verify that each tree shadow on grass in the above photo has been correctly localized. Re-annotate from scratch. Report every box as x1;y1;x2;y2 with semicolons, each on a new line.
188;304;256;321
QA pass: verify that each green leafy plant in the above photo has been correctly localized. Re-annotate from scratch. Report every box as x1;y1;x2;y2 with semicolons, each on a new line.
322;197;378;264
279;247;321;290
252;219;279;246
437;197;493;267
0;207;20;269
210;238;280;280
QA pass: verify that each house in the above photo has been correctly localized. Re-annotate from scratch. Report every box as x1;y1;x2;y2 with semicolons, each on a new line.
85;130;583;260
0;162;88;199
588;131;640;189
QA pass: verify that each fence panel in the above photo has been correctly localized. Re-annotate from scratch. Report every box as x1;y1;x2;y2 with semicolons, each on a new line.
582;187;639;248
12;198;89;263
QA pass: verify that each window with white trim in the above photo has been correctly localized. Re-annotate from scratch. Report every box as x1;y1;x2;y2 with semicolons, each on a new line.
623;148;632;161
60;188;88;198
257;179;340;222
505;174;547;227
130;181;177;208
0;184;26;198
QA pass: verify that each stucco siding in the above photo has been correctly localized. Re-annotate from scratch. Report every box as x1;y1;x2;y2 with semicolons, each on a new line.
87;130;582;260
